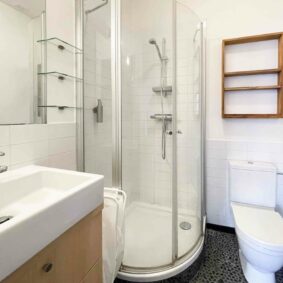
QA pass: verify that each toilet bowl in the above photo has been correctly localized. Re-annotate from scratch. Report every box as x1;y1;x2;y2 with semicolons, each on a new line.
231;203;283;283
229;161;283;283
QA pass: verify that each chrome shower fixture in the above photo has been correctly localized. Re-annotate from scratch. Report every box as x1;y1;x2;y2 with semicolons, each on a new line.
149;38;167;61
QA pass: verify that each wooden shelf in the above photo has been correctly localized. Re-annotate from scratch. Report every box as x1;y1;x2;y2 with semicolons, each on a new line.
222;32;283;118
223;114;280;118
224;68;281;77
223;32;282;45
224;85;281;91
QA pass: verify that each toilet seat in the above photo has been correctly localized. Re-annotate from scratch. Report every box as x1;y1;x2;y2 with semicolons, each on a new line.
231;203;283;254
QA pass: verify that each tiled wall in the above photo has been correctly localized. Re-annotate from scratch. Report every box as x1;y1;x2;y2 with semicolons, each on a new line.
206;139;283;226
185;0;283;226
121;0;202;217
0;123;76;171
121;0;173;206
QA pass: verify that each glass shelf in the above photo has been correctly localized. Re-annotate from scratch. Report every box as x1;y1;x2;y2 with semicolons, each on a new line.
37;37;83;54
38;71;83;81
38;105;77;110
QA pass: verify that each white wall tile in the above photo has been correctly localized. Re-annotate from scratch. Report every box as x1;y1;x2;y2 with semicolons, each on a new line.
10;124;48;144
10;141;48;165
0;126;10;146
0;123;76;171
48;123;76;139
0;146;10;167
48;137;76;156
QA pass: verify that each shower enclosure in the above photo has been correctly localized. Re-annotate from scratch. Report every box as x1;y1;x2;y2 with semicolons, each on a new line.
81;0;206;281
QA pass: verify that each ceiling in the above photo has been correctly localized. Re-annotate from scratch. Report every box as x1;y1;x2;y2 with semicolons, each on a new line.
0;0;45;18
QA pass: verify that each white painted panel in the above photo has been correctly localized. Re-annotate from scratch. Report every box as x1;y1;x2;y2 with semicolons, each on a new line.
225;90;277;114
225;74;278;88
225;40;278;72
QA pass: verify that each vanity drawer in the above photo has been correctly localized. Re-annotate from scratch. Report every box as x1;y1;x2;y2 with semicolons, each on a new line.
32;243;57;283
81;259;102;283
2;206;103;283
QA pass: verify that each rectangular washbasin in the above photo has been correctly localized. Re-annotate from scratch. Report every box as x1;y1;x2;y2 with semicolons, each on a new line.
0;165;104;281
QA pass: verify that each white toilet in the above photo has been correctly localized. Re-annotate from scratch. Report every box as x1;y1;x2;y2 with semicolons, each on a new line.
229;160;283;283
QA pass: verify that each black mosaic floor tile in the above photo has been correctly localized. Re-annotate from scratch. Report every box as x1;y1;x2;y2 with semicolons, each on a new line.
115;228;283;283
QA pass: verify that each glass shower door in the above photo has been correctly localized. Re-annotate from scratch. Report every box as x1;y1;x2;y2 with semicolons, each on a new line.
120;0;174;270
175;1;203;259
83;1;113;187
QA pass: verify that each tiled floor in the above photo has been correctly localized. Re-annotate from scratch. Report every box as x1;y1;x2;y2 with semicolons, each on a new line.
116;228;283;283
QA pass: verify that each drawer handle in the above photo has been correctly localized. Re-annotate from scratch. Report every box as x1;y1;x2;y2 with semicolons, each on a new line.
42;263;53;273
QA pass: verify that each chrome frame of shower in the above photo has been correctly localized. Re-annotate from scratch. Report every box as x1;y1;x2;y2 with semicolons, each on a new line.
171;0;178;264
111;0;122;188
76;0;85;172
200;21;207;228
78;0;207;280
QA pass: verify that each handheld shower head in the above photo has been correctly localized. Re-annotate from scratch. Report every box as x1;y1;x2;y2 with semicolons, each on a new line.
149;38;156;45
148;38;164;61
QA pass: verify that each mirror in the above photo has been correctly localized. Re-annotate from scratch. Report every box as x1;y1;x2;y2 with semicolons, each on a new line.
0;0;45;125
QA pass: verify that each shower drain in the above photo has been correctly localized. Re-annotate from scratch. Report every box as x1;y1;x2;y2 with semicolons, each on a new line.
179;221;191;230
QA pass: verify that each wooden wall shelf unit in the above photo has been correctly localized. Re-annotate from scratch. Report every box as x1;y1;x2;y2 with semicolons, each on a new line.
222;32;283;118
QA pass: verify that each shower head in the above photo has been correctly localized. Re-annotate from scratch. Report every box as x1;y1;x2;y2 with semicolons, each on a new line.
149;38;157;45
148;38;163;61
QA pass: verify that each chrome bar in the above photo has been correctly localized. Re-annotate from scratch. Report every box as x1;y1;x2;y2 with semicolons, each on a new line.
200;21;207;233
152;86;172;93
162;120;168;160
150;113;172;121
85;0;108;14
75;0;85;172
111;0;122;188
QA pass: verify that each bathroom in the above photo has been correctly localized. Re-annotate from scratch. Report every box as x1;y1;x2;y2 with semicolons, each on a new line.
0;0;282;282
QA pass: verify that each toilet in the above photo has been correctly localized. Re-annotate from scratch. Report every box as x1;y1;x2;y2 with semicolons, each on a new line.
229;160;283;283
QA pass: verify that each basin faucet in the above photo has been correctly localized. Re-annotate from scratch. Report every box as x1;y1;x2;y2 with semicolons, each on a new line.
0;152;8;173
0;165;8;173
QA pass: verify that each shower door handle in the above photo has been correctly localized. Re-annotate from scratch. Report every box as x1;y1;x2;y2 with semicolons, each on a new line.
93;99;103;123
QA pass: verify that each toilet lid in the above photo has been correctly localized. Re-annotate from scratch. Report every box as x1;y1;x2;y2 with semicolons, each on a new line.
231;203;283;251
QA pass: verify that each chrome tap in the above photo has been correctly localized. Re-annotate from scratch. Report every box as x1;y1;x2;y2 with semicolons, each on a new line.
0;165;8;173
0;152;8;173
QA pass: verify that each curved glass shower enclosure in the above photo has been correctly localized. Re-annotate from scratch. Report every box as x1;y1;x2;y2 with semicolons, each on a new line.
82;0;205;281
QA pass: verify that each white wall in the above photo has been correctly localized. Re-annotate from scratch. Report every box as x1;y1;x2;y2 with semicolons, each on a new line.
186;0;283;226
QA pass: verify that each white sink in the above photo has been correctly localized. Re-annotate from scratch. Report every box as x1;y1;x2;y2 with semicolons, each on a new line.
0;165;104;281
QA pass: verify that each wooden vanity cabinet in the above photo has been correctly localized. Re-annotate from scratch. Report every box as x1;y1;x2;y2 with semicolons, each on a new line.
2;205;103;283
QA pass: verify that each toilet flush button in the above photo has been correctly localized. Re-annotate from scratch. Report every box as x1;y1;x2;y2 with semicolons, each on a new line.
248;161;254;165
